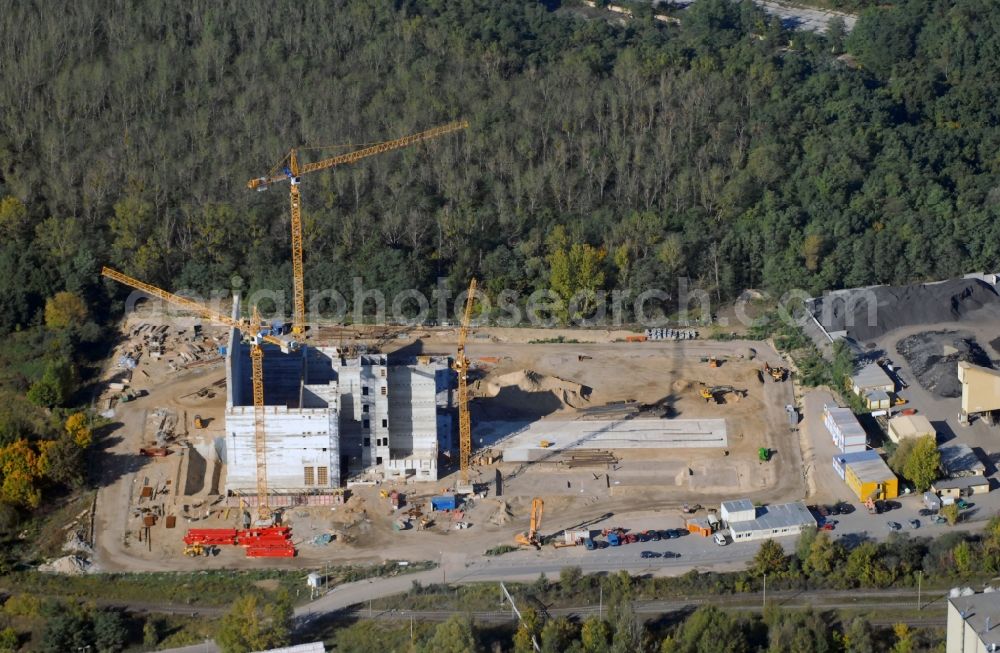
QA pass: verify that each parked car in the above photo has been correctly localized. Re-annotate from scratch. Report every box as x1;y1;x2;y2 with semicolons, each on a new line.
828;504;842;515
887;521;902;531
918;508;935;517
663;551;681;559
664;529;680;539
816;505;830;517
647;530;661;542
909;519;920;529
957;499;970;510
934;515;948;525
640;550;661;559
835;502;854;515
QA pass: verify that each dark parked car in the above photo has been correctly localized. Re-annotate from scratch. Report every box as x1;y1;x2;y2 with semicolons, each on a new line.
835;502;854;515
909;519;920;529
664;529;680;539
663;551;681;559
816;505;830;517
827;504;841;516
887;521;902;531
640;551;662;559
918;508;935;517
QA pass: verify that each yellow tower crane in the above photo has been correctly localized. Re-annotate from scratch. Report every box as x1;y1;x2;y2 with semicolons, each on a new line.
101;266;297;521
455;278;477;488
247;120;470;336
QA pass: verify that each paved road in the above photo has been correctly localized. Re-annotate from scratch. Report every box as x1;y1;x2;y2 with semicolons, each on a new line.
663;0;857;34
754;1;856;33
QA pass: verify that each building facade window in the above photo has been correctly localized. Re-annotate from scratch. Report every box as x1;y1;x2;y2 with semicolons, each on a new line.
304;466;315;485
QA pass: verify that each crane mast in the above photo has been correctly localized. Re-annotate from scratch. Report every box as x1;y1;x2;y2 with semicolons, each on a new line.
101;266;291;520
248;120;469;336
457;278;477;485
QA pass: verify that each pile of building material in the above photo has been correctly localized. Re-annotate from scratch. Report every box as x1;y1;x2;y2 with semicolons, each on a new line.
561;449;618;468
811;278;1000;342
481;369;590;416
183;526;296;557
896;330;993;398
643;328;698;340
38;555;93;575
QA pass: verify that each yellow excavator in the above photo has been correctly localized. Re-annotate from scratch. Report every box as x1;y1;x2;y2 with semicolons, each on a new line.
699;385;746;403
764;362;788;382
515;498;544;549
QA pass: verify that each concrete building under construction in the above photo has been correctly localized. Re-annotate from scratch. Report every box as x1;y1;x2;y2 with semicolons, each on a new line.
223;305;451;505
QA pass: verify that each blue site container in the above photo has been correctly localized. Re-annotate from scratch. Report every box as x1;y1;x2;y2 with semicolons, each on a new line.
431;495;458;511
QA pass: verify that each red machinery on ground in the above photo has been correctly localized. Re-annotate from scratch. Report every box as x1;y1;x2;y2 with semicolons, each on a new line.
183;526;295;558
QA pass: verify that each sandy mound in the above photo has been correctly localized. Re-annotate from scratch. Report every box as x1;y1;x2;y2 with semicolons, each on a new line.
480;369;590;417
672;380;692;393
38;555;92;575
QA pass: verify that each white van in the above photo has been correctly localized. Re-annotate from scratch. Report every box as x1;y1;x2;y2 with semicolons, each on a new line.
714;531;729;546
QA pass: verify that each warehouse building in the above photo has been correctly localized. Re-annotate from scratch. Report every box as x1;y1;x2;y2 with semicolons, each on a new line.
851;363;895;397
824;404;867;453
721;500;815;543
939;442;986;478
887;414;935;444
947;588;1000;653
933;476;991;499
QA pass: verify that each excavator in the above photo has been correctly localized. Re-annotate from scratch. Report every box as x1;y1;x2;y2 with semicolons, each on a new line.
515;498;544;549
764;362;788;382
699;385;747;404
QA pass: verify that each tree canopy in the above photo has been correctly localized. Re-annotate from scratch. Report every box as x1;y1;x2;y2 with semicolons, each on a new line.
0;0;997;332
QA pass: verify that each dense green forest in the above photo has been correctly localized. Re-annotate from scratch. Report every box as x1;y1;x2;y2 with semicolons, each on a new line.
2;0;1000;331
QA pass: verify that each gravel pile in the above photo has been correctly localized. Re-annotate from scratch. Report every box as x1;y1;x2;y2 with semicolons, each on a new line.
811;278;1000;342
895;330;993;398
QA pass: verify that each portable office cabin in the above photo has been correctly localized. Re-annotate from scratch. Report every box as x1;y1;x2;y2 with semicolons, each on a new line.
823;404;867;453
844;455;898;502
721;499;756;525
833;449;881;481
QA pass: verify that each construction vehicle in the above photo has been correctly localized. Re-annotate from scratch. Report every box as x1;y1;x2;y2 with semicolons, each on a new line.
699;385;746;403
102;267;297;524
247;121;469;335
894;396;908;406
539;440;553;448
708;356;720;368
183;542;205;557
758;447;771;462
193;415;205;429
455;278;477;491
764;362;788;382
515;498;544;549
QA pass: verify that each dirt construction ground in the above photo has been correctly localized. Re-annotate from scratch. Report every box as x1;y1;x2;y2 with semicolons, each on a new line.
88;315;804;573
